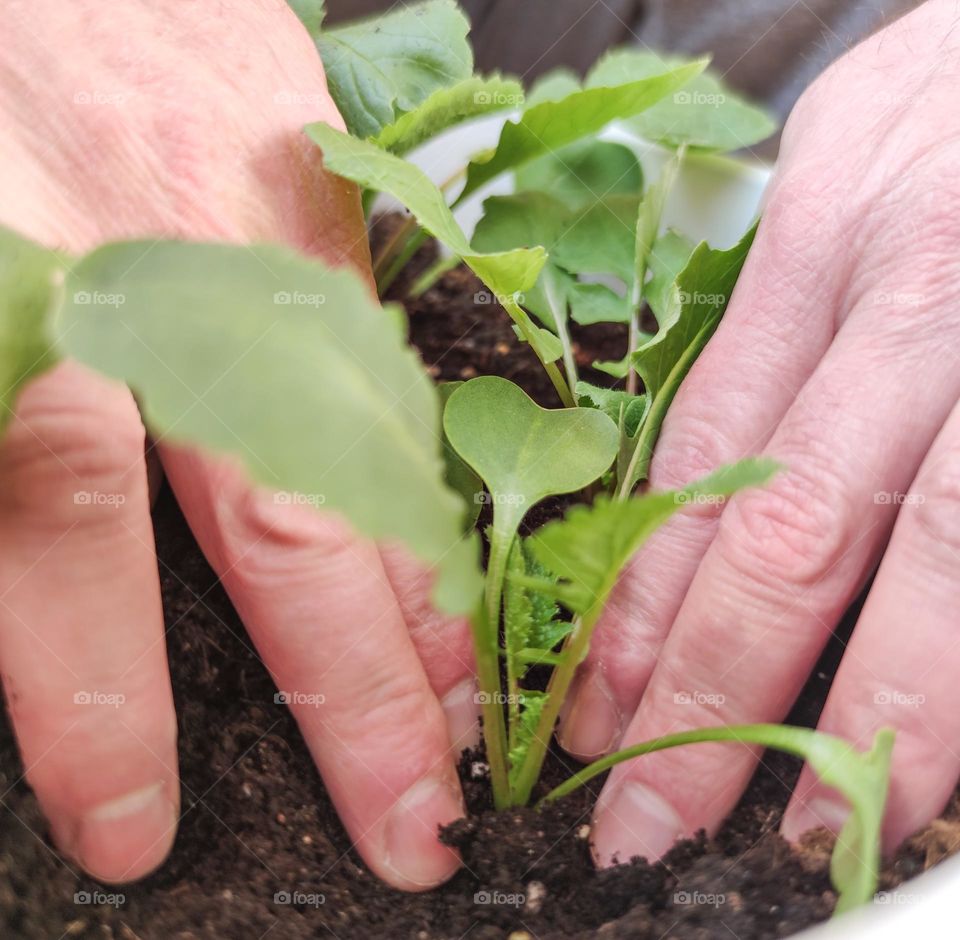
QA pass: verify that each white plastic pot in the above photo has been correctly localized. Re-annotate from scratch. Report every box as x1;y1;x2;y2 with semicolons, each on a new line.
401;113;958;938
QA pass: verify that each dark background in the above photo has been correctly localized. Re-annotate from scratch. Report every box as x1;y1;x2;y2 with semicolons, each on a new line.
326;0;922;155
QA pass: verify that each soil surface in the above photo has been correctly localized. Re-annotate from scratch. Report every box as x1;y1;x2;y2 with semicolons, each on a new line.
2;220;958;938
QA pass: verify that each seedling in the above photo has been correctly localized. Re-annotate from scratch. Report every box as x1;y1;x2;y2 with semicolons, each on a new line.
0;0;892;914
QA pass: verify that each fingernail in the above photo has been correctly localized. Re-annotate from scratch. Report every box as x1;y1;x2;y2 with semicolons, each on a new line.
441;679;480;752
782;794;850;842
383;773;464;889
75;781;178;883
591;780;686;867
558;670;622;760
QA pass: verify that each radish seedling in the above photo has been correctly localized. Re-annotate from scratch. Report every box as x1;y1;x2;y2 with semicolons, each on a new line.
0;1;893;916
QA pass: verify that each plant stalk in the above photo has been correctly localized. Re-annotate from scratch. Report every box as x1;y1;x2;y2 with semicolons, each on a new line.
408;254;461;298
480;508;522;808
376;229;428;295
372;214;418;284
502;298;576;408
509;599;603;805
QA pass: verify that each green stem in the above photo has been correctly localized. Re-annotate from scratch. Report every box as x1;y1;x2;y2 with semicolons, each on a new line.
539;724;894;916
408;254;461;298
373;215;417;283
376;229;428;296
502;299;575;407
540;724;819;804
509;599;604;805
616;317;714;501
472;611;510;808
625;281;643;398
480;507;521;808
542;268;579;396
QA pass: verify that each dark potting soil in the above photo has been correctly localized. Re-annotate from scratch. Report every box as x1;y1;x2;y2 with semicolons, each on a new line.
2;219;959;939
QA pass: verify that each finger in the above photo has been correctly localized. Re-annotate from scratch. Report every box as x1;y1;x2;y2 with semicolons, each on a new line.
0;363;178;882
783;397;960;849
378;544;479;751
559;168;849;760
590;282;960;865
161;448;464;891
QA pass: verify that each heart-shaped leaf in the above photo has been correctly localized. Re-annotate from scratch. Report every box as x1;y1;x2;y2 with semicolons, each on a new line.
444;375;618;675
443;376;619;533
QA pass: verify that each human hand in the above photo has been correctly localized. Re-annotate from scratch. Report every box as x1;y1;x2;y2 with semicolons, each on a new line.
557;0;960;865
0;0;474;890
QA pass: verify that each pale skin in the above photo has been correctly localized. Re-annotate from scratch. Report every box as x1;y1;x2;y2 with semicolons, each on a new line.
1;0;958;892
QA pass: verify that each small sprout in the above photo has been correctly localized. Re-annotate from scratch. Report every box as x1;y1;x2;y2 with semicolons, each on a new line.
540;725;895;914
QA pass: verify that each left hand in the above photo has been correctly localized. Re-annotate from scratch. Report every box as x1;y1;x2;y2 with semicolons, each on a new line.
558;0;960;865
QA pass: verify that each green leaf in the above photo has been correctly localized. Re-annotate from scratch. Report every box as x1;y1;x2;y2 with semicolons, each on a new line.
541;724;894;915
591;353;632;380
828;729;895;913
316;0;472;139
504;541;535;664
522;544;569;652
587;49;777;152
525;68;581;107
516;139;643;209
472;192;572;331
503;541;567;683
474;193;637;329
528;458;779;615
287;0;325;35
622;223;757;489
307;123;546;302
508;689;548;790
567;281;632;327
0;227;63;431
472;192;570;258
551;195;640;284
576;382;648;438
459;59;708;201
438;382;483;532
373;74;524;154
633;148;682;297
56;239;481;614
443;375;619;539
646;229;696;322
